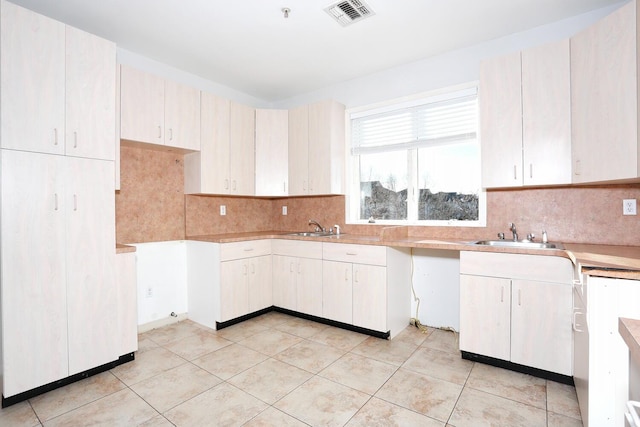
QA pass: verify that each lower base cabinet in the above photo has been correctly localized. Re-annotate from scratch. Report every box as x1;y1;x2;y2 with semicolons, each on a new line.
115;251;138;356
460;251;573;376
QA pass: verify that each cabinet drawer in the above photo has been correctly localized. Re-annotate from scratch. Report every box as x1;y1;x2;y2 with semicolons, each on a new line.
460;251;572;283
323;242;386;266
220;240;271;261
272;239;322;258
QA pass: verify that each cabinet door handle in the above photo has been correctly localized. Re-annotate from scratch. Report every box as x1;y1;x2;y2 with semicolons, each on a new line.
224;179;229;190
232;180;237;191
529;163;533;179
54;193;59;211
73;194;78;211
574;159;581;176
500;286;504;303
345;269;349;281
310;179;313;192
572;311;583;332
513;165;517;180
346;252;357;256
53;128;58;146
283;182;286;193
243;248;254;252
290;262;294;273
354;269;359;283
251;263;255;274
169;128;173;141
73;131;78;148
303;180;307;191
158;125;162;139
518;288;521;306
243;264;248;275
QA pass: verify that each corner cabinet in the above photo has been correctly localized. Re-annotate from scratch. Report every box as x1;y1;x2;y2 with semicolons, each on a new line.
255;109;288;197
480;39;571;188
459;251;573;377
288;100;345;196
570;0;639;184
120;65;200;151
184;93;255;195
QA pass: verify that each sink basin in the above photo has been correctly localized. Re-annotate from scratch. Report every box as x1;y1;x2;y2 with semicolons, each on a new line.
287;231;335;237
473;240;564;250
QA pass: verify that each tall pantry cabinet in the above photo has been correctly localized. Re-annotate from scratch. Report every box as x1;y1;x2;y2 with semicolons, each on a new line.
0;0;121;403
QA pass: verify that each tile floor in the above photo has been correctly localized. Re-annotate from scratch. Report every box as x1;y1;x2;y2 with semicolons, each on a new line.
0;312;583;426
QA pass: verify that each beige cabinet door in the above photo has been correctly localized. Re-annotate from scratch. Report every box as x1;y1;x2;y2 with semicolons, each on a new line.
479;51;523;188
1;150;68;397
273;255;298;311
185;92;231;194
1;1;65;155
220;259;249;322
511;280;572;375
352;264;387;332
229;101;255;195
571;1;637;183
66;157;116;375
256;109;288;196
65;26;116;161
459;274;511;361
522;39;571;186
248;255;273;313
120;65;164;145
296;257;323;317
164;79;201;151
322;260;353;324
308;100;345;195
288;105;309;196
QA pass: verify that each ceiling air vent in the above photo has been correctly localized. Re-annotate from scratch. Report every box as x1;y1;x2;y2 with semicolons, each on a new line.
324;0;375;27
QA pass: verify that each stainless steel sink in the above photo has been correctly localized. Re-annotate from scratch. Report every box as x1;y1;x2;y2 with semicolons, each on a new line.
473;240;564;250
287;231;335;237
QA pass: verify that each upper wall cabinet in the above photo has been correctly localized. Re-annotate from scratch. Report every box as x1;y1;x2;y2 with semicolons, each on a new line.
255;109;288;197
120;65;200;151
0;1;116;160
288;100;345;196
571;0;638;184
480;40;571;188
184;93;255;195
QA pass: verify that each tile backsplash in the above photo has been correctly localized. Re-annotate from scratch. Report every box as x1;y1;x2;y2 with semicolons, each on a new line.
116;146;640;246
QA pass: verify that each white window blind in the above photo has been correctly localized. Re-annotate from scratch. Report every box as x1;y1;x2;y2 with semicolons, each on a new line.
351;88;478;155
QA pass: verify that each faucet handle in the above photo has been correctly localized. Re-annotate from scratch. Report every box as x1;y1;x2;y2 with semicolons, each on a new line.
526;233;535;241
541;230;548;243
497;232;505;240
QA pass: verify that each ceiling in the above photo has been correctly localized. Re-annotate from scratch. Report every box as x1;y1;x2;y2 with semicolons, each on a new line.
10;0;625;102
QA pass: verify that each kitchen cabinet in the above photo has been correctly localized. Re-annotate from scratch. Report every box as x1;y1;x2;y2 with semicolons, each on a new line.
573;275;640;427
115;251;138;356
570;1;638;184
272;239;323;317
480;39;571;188
187;240;271;328
255;109;288;196
460;251;573;376
184;94;254;195
1;150;116;396
120;65;200;151
1;1;116;160
288;100;345;196
322;242;411;337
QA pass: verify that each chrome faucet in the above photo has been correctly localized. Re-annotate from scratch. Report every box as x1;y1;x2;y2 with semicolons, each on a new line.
308;219;325;232
509;223;518;241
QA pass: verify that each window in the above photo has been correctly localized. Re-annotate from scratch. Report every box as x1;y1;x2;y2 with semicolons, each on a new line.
347;84;485;226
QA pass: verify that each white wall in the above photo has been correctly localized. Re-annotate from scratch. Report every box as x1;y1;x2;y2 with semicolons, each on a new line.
411;249;461;331
133;241;188;326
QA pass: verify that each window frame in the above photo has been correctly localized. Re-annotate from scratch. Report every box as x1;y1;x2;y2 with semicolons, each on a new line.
345;82;486;227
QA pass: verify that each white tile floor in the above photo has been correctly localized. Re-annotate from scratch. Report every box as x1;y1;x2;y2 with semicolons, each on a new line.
0;312;583;426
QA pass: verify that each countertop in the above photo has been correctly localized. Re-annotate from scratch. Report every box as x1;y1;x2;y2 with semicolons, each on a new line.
619;317;640;366
116;243;136;254
187;229;640;279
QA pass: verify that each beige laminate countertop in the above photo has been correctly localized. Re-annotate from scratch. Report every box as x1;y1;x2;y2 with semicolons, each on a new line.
620;317;640;366
116;243;136;254
187;230;640;279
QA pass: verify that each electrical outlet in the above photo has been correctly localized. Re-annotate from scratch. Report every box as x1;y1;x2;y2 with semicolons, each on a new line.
220;205;226;216
623;199;637;215
282;206;287;215
145;287;153;298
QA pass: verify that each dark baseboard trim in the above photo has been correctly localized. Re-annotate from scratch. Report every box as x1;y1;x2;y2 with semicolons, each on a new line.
216;306;391;340
2;352;135;408
461;351;574;385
